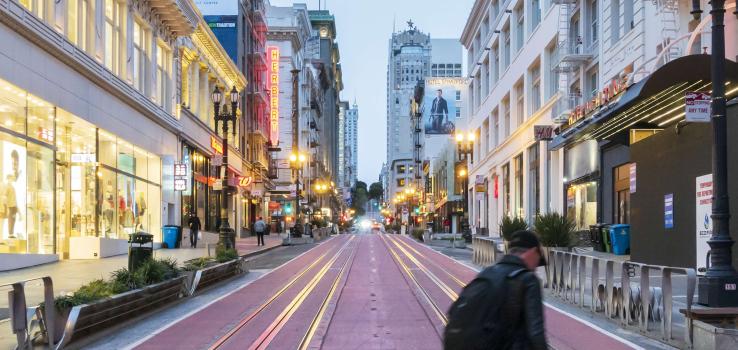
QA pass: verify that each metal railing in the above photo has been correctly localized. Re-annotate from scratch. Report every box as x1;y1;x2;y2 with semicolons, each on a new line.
472;236;504;267
2;277;56;349
546;249;696;348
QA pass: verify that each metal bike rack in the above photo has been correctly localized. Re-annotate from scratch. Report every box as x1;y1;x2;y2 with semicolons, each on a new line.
4;276;56;349
544;249;696;348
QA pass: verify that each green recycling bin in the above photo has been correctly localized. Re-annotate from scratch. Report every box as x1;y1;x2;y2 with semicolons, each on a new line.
128;232;154;271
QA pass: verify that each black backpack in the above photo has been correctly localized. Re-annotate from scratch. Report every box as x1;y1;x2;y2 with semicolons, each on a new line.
443;267;526;350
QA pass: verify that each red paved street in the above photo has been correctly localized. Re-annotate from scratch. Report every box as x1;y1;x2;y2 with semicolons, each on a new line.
130;233;640;350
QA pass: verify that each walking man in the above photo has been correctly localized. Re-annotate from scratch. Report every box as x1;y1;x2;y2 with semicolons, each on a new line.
444;230;547;350
254;217;267;246
187;213;201;248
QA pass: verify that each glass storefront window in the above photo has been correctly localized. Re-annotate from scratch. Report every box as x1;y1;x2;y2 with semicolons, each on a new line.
99;168;118;238
99;129;117;167
27;143;54;254
566;181;598;231
0;77;163;258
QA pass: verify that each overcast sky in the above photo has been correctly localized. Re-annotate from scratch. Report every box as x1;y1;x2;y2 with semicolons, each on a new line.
269;0;475;184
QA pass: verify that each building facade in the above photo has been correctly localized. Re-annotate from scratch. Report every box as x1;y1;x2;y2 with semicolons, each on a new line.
265;2;311;228
0;0;202;269
385;23;432;210
461;0;738;247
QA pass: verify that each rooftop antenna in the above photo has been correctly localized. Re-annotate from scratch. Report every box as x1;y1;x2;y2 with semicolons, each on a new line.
392;14;396;34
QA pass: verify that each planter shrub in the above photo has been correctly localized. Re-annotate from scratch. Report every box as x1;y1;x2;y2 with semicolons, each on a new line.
411;228;424;241
216;248;239;263
499;215;528;241
55;258;180;309
534;212;576;248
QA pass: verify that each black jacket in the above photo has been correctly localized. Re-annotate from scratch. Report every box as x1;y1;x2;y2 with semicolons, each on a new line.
478;255;547;350
431;96;448;116
187;216;201;230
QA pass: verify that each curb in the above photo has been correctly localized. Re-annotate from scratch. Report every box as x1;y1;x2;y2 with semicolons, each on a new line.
240;243;283;259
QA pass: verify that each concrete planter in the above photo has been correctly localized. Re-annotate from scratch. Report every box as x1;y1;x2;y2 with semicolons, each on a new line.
692;319;738;349
49;276;186;347
187;258;247;296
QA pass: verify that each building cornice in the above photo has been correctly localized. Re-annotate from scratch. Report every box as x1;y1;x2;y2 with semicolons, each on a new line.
191;22;247;90
460;0;487;46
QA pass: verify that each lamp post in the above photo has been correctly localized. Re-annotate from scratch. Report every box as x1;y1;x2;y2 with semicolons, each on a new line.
455;131;475;242
691;0;738;307
289;151;306;240
212;86;239;250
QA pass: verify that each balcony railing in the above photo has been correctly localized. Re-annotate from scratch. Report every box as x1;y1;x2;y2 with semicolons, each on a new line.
552;93;582;124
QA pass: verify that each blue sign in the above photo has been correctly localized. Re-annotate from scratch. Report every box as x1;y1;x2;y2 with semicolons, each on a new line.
665;194;674;229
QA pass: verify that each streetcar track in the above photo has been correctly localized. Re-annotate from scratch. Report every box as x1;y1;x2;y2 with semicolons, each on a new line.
207;236;351;350
392;235;467;288
379;234;448;328
385;235;459;300
246;235;356;350
297;235;360;350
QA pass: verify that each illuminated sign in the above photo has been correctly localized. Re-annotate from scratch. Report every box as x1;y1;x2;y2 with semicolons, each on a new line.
239;176;253;188
210;136;223;154
268;46;280;145
37;127;54;143
174;162;188;191
564;76;629;130
71;153;96;163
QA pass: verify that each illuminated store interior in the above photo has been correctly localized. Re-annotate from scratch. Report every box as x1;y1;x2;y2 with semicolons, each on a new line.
0;78;161;258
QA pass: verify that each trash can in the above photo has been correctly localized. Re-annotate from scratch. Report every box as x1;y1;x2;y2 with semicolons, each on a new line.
128;232;154;271
589;224;605;252
609;224;631;255
162;225;181;249
600;224;612;253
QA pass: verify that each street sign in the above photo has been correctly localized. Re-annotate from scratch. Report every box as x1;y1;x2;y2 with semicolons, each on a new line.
533;125;555;141
685;92;711;123
251;189;263;197
212;155;223;166
213;179;223;191
290;189;297;197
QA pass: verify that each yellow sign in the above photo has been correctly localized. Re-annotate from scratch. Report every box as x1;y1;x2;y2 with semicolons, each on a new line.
210;136;223;154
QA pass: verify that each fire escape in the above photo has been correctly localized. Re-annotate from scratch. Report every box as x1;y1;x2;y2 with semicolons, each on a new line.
654;0;681;67
247;0;271;176
551;0;594;123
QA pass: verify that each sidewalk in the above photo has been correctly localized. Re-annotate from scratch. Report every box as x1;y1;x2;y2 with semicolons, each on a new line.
0;232;282;322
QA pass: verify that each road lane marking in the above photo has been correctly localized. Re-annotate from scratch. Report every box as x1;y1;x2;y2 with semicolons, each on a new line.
123;235;341;350
392;235;467;288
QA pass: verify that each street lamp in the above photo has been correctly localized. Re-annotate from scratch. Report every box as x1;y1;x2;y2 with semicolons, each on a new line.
289;151;307;238
691;0;738;306
455;131;474;241
212;86;239;250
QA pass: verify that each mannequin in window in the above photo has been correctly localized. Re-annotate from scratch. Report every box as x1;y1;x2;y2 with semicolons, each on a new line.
135;192;146;231
103;181;115;235
5;174;17;239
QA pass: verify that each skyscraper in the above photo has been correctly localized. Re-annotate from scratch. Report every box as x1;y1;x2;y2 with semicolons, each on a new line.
385;21;431;204
346;102;359;188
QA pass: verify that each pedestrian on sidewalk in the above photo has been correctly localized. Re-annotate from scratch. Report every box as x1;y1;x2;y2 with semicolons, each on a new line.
187;213;201;248
254;217;266;246
444;230;547;350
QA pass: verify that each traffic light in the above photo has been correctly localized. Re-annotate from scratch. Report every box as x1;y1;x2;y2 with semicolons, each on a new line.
414;207;420;214
285;203;293;214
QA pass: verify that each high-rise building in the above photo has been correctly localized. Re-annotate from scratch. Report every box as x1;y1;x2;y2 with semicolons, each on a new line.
346;102;359;188
385;22;431;207
338;101;349;189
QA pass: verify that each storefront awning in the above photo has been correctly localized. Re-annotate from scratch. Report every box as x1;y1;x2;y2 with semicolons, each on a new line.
550;55;738;150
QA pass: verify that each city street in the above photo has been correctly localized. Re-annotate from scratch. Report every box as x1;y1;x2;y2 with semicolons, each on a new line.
118;232;644;350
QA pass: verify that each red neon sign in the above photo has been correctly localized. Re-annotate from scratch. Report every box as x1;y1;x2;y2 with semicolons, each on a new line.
268;46;280;145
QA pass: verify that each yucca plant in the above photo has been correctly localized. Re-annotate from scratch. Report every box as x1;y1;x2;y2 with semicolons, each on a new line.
534;212;576;248
499;215;528;241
